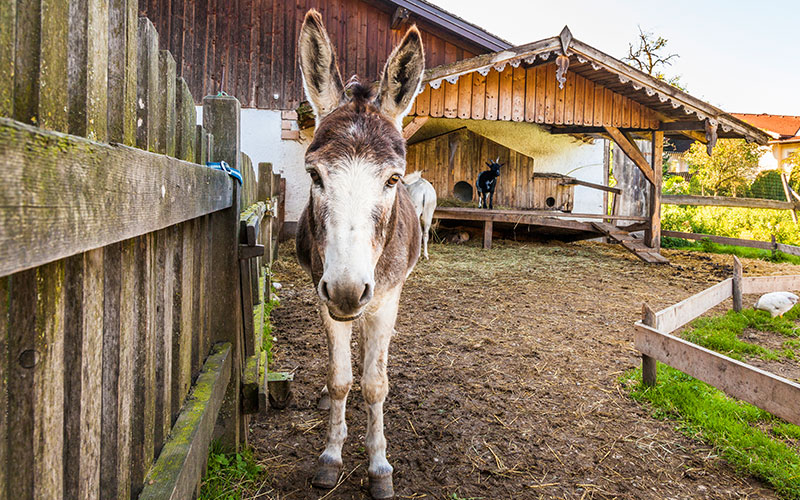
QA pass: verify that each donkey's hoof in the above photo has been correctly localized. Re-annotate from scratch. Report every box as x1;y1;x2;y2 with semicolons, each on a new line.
312;463;341;489
368;473;394;499
317;392;331;410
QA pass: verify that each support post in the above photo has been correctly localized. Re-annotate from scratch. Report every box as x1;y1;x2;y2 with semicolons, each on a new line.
641;303;657;386
645;131;663;249
203;94;243;451
483;220;493;249
732;255;743;312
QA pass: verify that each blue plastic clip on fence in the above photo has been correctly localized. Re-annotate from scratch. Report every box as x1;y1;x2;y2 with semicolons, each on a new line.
207;161;243;185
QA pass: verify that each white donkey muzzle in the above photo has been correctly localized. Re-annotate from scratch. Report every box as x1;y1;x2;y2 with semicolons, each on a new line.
318;275;374;321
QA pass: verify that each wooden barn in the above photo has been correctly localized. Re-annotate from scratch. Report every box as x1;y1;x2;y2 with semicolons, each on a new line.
142;0;770;259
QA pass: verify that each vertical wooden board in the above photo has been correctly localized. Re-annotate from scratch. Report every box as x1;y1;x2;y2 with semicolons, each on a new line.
593;84;603;126
115;239;135;500
524;66;536;122
39;0;69;132
192;218;204;377
169;224;183;418
63;256;83;500
430;84;444;118
68;0;109;141
631;101;641;129
0;276;6;500
195;124;207;165
554;68;565;124
564;71;575;125
535;65;546;123
457;73;472;119
357;4;367;83
415;85;430;117
107;0;137;145
158;51;177;157
573;74;584;124
175;77;196;162
79;249;104;500
0;0;15;117
153;229;173;456
612;92;622;127
137;18;159;152
100;243;121;498
256;0;272;107
12;0;40;125
201;215;213;369
443;80;458;118
604;89;614;127
511;66;525;122
544;63;556;124
177;220;194;407
471;72;485;120
621;95;631;128
484;68;499;120
240;260;256;357
168;0;185;78
497;66;512;121
583;79;594;126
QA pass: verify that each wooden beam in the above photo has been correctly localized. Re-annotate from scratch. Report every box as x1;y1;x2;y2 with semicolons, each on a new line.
641;304;657;386
662;194;799;211
564;178;621;194
654;278;733;334
603;126;655;185
402;116;429;140
662;231;778;251
139;343;232;500
645;130;663;248
483;220;492;249
658;121;705;131
677;129;707;144
390;7;410;30
635;322;800;426
741;275;800;295
732;255;743;312
0;117;232;278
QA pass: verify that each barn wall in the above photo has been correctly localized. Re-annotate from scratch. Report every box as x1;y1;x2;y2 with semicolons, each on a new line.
141;0;483;110
409;119;605;214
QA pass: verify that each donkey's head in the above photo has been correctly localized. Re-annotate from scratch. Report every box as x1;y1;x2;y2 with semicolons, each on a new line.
298;10;424;321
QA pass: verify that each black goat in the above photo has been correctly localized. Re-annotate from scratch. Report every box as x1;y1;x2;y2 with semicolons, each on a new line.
476;158;503;209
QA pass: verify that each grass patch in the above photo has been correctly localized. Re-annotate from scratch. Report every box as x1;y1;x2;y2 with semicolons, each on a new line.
257;270;280;368
621;365;800;498
662;236;800;266
680;308;800;362
200;443;268;500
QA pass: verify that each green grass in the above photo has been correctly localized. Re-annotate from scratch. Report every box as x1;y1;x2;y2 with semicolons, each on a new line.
256;270;280;368
662;236;800;266
200;443;268;500
679;308;800;362
622;365;800;498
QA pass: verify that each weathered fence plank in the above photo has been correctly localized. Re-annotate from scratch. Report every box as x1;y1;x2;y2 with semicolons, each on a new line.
176;78;196;162
13;0;40;124
741;275;800;295
107;0;137;146
68;0;109;141
635;322;800;426
154;228;175;455
204;94;244;450
0;0;14;117
654;278;733;333
136;17;158;151
116;239;136;500
139;343;232;500
158;50;177;156
0;118;232;277
662;194;799;211
40;0;69;132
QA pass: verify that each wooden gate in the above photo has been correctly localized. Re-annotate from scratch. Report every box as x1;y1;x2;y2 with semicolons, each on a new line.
0;2;282;499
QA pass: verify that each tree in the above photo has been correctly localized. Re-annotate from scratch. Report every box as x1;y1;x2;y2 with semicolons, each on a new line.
785;149;800;191
623;27;686;91
684;139;762;196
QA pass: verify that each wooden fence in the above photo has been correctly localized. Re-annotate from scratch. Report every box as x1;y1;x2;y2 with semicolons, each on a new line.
662;230;800;258
0;3;283;499
634;256;800;426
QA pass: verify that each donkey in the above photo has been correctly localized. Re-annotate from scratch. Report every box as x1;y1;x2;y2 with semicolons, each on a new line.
402;171;437;259
476;158;503;209
295;10;424;499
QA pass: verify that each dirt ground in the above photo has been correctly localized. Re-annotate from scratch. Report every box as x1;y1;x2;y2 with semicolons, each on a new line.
249;238;800;500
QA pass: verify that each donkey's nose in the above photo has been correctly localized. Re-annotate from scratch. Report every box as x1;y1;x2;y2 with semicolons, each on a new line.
318;278;373;319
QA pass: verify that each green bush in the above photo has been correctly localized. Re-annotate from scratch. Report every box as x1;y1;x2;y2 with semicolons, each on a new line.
662;205;800;246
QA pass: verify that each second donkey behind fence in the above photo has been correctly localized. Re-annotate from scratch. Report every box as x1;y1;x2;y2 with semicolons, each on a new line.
402;171;437;260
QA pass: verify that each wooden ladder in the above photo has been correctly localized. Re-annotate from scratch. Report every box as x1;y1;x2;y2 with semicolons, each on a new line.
592;221;669;264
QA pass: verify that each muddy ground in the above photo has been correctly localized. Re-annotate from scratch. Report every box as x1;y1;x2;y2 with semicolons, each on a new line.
249;239;800;500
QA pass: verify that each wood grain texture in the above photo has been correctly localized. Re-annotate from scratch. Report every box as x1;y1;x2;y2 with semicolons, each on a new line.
654;279;733;334
635;321;800;426
137;18;159;152
0;0;15;117
0;118;232;277
158;51;177;156
740;275;800;295
68;0;109;141
107;0;137;145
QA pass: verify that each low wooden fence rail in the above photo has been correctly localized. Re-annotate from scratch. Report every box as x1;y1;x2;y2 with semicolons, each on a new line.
662;230;800;257
634;256;800;426
0;4;283;500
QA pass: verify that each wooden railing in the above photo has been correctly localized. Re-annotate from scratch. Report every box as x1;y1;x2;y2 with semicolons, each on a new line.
0;4;283;499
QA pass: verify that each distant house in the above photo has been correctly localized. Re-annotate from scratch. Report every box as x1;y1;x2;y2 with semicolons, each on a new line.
731;113;800;173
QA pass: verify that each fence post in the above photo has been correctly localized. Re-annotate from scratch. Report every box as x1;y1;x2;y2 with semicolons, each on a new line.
732;255;743;312
203;94;244;451
641;303;657;386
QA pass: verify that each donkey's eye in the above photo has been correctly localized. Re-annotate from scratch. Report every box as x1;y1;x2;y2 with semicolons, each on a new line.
386;174;401;187
308;170;323;188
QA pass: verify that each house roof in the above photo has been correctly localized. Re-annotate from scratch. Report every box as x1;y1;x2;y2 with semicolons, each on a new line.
384;0;512;52
730;113;800;141
420;27;771;144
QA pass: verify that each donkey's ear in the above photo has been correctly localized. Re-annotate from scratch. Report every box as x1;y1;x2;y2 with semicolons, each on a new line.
376;25;424;128
298;10;345;123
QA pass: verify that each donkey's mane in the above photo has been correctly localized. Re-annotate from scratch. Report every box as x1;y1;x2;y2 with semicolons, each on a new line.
345;81;375;106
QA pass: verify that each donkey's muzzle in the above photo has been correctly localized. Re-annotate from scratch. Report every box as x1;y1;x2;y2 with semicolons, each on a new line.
319;278;373;321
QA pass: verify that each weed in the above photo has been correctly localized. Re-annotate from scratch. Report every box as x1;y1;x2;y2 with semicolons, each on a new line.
662;236;800;266
200;442;268;500
621;366;800;498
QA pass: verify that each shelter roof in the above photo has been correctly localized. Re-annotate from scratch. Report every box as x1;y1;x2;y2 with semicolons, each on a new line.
731;113;800;141
419;27;770;144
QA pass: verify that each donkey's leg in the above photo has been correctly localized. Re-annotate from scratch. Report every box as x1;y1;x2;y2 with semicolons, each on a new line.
313;308;353;489
422;218;430;260
361;288;401;499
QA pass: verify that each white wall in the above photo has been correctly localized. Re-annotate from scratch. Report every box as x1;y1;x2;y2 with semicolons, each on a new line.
197;107;313;221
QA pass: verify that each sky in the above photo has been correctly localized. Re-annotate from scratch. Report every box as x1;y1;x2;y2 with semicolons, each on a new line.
430;0;800;115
